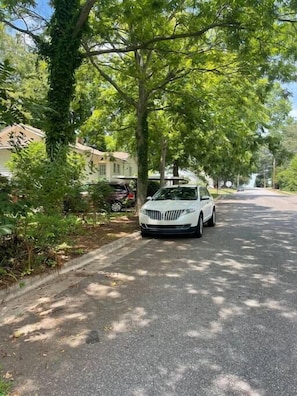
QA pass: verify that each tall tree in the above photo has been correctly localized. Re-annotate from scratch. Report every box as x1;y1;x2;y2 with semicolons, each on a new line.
82;0;297;207
2;0;297;208
0;0;96;159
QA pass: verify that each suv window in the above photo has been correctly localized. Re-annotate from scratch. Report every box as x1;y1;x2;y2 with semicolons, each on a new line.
199;187;210;198
110;184;127;192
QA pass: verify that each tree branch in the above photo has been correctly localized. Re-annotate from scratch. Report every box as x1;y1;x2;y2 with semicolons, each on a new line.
1;19;41;44
82;42;137;109
82;21;242;57
73;0;97;38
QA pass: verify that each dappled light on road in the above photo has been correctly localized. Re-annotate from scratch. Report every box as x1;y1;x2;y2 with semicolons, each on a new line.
213;374;265;396
85;282;122;299
0;189;296;395
107;307;155;340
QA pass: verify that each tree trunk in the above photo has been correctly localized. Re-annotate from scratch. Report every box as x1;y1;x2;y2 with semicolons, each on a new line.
44;0;87;160
135;73;149;211
136;107;149;211
173;160;179;185
159;137;167;187
135;50;150;211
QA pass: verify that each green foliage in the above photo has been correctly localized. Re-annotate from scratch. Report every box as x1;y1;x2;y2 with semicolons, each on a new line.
22;212;80;249
63;184;90;213
0;175;31;237
41;0;89;159
0;59;27;126
281;122;297;154
0;212;81;276
7;141;86;214
0;376;11;396
82;0;297;206
87;181;113;212
2;0;297;208
0;26;49;128
64;181;113;213
276;155;297;191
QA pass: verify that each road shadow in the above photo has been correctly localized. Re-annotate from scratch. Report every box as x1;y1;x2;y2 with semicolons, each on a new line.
0;197;296;395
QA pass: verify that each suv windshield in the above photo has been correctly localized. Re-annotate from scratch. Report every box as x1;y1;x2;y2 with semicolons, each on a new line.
153;187;197;201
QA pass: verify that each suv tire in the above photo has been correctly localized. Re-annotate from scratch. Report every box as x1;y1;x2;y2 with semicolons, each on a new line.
110;200;123;212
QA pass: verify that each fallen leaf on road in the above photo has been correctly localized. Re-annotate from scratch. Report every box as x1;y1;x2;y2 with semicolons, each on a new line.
12;330;23;338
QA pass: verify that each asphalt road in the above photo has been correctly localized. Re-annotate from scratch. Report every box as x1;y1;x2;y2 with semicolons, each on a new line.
1;188;296;396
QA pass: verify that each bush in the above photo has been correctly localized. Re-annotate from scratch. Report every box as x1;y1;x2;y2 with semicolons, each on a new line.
23;213;80;248
7;141;86;214
64;181;113;213
88;181;113;212
0;175;31;237
276;155;297;191
0;212;81;277
1;141;88;276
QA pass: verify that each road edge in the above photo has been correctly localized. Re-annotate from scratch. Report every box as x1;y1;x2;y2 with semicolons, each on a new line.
0;231;141;304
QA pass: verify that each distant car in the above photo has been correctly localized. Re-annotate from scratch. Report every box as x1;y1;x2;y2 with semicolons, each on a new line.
237;186;244;191
139;185;216;238
70;181;135;213
108;182;135;212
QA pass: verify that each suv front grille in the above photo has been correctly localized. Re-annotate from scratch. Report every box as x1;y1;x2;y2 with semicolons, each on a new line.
145;209;184;221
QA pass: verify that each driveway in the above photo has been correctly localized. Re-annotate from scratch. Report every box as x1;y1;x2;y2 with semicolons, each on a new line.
0;188;296;396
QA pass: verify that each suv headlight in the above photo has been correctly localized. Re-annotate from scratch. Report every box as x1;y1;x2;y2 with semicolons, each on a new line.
181;208;196;216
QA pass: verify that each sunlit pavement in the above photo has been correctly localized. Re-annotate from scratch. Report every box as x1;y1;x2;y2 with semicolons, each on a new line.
0;188;296;396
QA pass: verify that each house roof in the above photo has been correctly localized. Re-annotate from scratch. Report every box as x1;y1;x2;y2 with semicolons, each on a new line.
0;124;132;161
0;124;44;148
112;152;130;161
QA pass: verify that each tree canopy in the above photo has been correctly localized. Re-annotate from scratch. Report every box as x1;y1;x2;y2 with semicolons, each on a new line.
1;0;297;204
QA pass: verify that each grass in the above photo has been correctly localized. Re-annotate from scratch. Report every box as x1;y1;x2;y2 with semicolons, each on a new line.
209;187;236;199
0;377;11;396
270;188;297;195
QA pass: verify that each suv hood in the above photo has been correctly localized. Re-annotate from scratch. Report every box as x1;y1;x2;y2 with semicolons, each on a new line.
142;199;198;211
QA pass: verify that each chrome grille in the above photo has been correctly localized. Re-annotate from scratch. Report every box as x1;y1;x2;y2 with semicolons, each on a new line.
145;209;184;221
164;210;184;220
145;210;162;220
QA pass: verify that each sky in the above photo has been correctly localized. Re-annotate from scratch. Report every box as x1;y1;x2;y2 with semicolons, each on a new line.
35;0;52;19
285;83;297;119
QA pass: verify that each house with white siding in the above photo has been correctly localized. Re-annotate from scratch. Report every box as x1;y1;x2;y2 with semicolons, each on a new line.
0;124;137;182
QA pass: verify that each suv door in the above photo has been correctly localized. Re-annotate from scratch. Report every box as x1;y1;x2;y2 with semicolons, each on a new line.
199;187;212;221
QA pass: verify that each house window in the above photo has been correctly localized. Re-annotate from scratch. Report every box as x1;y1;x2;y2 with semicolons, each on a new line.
98;164;106;177
129;166;132;176
117;164;120;174
113;163;116;173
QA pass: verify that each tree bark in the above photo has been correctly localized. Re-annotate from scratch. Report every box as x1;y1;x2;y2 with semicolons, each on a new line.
45;0;92;160
173;160;179;184
159;137;167;187
136;105;149;211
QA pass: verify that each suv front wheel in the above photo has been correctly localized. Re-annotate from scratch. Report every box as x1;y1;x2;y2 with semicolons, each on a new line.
110;200;122;212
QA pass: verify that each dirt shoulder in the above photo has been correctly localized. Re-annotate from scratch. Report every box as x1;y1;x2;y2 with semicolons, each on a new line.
63;214;139;259
0;214;140;290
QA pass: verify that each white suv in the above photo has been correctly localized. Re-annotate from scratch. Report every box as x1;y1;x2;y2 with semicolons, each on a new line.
139;185;215;238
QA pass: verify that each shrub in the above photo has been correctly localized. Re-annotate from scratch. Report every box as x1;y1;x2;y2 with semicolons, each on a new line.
88;181;113;212
0;212;81;276
0;175;31;237
276;155;297;191
64;181;113;213
7;141;86;214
